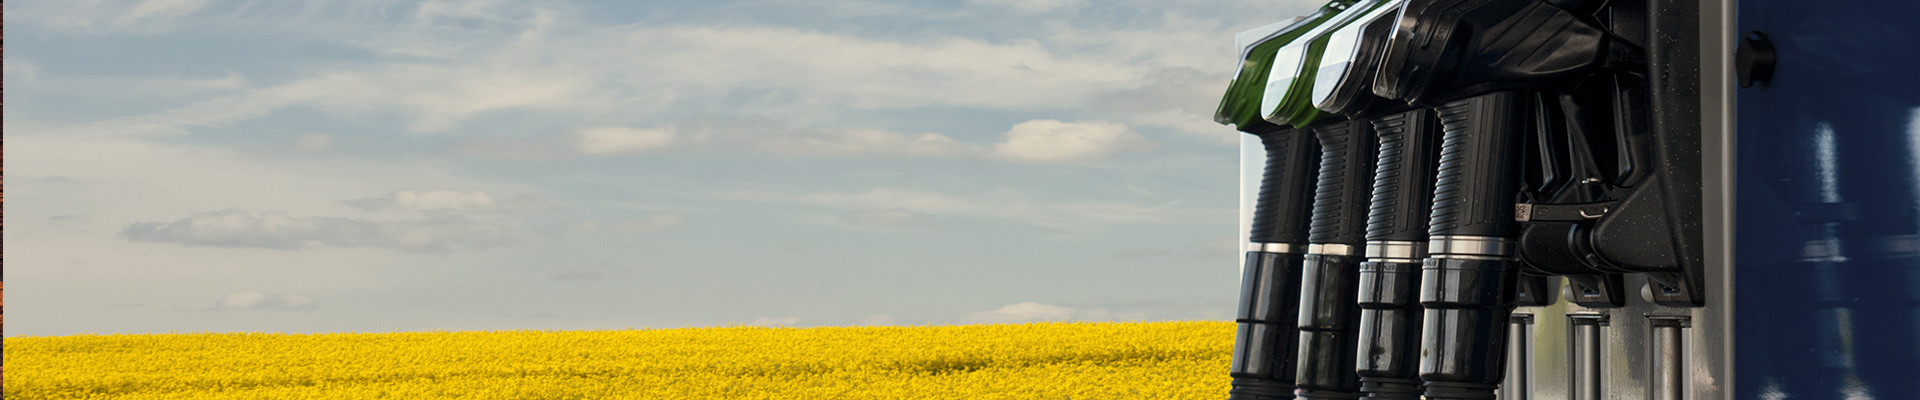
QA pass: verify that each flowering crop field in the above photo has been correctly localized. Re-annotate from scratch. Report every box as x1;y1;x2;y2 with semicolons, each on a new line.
5;320;1235;399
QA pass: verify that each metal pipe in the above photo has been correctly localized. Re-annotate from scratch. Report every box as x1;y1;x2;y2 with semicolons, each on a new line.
1502;314;1535;400
1649;316;1689;400
1568;313;1608;400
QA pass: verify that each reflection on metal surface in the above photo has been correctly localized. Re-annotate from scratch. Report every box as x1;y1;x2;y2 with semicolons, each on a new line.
1428;235;1515;257
1568;313;1608;400
1502;314;1534;400
1307;243;1355;256
1364;240;1426;261
1649;316;1690;400
1255;242;1302;254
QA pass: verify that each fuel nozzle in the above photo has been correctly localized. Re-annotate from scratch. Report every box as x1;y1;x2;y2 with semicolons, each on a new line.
1264;1;1425;399
1293;2;1443;399
1365;0;1627;398
1216;3;1356;398
1244;1;1409;398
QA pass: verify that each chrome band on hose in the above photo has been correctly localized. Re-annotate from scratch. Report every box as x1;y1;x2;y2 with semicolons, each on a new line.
1250;242;1304;254
1429;235;1515;257
1307;243;1356;256
1364;240;1428;260
1430;253;1512;261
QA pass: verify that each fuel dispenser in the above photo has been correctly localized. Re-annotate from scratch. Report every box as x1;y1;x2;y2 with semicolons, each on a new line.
1222;0;1920;398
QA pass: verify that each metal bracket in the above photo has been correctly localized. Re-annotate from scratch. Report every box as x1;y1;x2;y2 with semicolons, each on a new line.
1516;202;1613;222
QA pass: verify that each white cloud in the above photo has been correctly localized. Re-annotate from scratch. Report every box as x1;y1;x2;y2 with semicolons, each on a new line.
1114;237;1238;259
360;190;496;212
959;302;1149;324
34;9;1162;137
47;57;602;136
965;0;1087;14
122;208;515;252
295;133;334;152
750;317;801;326
389;190;497;211
860;314;895;326
547;267;633;282
1087;67;1241;144
701;128;980;158
992;119;1155;163
566;212;688;234
1075;308;1149;322
740;186;1219;232
606;26;1145;111
342;189;550;213
839;208;933;227
960;302;1077;324
121;0;212;24
459;124;985;160
573;126;678;155
217;291;315;310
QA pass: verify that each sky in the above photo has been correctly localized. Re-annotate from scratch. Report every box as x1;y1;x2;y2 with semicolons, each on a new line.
3;0;1320;337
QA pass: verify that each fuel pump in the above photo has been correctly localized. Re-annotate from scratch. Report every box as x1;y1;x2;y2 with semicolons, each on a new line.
1213;0;1920;398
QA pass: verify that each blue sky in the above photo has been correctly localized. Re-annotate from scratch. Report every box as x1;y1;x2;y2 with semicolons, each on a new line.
3;0;1319;337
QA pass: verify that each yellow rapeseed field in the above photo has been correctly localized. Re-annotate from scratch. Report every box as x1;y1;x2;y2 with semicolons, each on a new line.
5;320;1235;399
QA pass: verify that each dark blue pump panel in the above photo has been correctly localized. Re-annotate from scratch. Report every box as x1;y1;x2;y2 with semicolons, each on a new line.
1737;1;1920;398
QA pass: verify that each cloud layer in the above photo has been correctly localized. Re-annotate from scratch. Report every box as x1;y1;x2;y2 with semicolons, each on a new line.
122;209;515;252
959;302;1148;324
217;291;316;310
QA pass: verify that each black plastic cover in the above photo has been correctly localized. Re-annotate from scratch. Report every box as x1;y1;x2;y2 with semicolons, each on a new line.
1372;0;1621;104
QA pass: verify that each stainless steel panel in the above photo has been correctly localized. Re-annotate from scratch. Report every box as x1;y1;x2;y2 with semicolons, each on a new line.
1506;0;1735;398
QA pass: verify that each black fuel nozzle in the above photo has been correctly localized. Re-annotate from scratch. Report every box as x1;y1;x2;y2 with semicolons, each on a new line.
1291;2;1432;399
1232;125;1321;400
1364;0;1627;398
1219;6;1359;397
1240;1;1422;398
1294;117;1379;400
1352;109;1442;400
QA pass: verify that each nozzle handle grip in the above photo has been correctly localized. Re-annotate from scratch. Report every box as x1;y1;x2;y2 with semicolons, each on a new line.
1250;126;1323;244
1308;119;1381;246
1366;109;1444;242
1429;91;1527;239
